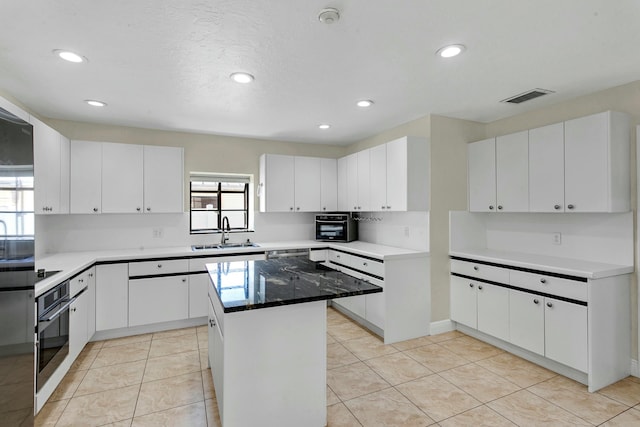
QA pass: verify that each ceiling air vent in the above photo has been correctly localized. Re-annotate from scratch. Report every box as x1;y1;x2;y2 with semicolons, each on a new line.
501;88;554;104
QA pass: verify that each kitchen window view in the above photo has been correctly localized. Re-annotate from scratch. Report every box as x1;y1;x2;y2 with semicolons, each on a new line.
0;174;34;242
190;174;251;234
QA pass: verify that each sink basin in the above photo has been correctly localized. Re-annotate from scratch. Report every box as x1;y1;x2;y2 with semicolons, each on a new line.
191;243;260;251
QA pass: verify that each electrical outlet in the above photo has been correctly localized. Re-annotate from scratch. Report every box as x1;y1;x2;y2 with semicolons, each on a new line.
552;232;561;245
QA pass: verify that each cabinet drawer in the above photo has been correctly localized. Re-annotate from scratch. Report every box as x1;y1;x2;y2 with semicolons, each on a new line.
129;259;189;277
510;270;587;302
450;260;509;284
350;255;384;278
189;254;266;272
70;271;89;296
328;250;351;265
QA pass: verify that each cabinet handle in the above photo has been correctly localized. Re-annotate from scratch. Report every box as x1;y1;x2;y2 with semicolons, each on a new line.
182;278;187;283
554;204;561;210
296;207;300;211
381;206;386;209
567;204;574;210
497;205;503;210
354;206;357;210
136;207;141;212
386;206;391;209
89;273;93;278
147;207;151;212
323;207;326;211
72;307;77;312
289;207;294;211
489;205;494;210
357;206;361;210
336;254;340;258
533;299;539;304
478;285;483;290
93;207;98;213
363;262;368;267
157;264;162;268
473;266;479;271
79;279;84;283
469;283;474;288
540;278;547;284
546;302;553;308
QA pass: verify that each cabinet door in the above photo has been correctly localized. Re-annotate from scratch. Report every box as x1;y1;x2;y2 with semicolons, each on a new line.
356;150;371;211
59;135;70;214
143;145;184;213
385;138;408;211
69;291;88;360
334;295;366;319
346;153;359;211
496;131;528;212
208;297;224;411
86;268;96;340
369;144;387;211
365;280;385;329
262;154;295;212
509;289;544;355
450;275;477;328
529;123;565;212
320;158;337;212
70;141;102;214
129;275;189;326
95;263;129;331
564;113;610;212
476;282;509;341
32;117;61;214
189;273;209;318
102;143;144;213
294;156;321;212
468;138;496;212
544;297;588;372
336;157;348;211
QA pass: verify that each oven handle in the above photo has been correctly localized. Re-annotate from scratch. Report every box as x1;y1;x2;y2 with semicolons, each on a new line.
39;297;76;323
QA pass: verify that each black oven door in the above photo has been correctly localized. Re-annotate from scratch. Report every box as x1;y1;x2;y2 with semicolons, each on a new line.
37;297;72;391
316;221;347;241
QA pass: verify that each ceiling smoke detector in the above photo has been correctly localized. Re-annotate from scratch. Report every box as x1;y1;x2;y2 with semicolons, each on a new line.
318;8;340;24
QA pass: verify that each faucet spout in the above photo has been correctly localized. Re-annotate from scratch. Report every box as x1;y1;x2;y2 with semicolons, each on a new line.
221;216;230;244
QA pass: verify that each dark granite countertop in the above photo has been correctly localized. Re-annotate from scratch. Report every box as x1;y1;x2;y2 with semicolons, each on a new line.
206;257;382;313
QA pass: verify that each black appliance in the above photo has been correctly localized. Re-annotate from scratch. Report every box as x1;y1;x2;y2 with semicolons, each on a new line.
315;213;358;242
0;106;35;425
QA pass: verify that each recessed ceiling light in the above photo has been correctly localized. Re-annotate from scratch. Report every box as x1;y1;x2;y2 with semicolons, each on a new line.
318;8;340;24
85;100;107;107
53;49;87;63
318;124;331;130
356;100;374;108
436;44;466;58
230;72;254;83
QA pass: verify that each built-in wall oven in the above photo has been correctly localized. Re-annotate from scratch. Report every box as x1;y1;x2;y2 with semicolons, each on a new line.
36;280;72;392
315;213;358;242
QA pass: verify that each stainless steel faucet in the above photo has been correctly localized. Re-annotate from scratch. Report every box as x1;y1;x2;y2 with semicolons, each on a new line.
221;216;230;244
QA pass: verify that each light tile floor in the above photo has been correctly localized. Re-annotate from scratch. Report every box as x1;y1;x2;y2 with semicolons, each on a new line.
36;308;640;426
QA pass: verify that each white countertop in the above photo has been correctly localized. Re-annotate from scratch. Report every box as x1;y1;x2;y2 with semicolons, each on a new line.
35;240;428;296
450;248;633;279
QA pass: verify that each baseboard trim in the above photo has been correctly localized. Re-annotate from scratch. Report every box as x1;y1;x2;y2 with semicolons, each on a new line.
92;317;207;341
430;319;455;335
632;359;639;378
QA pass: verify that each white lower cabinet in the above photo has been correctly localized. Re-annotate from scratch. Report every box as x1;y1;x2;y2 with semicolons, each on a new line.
96;263;129;331
86;268;96;340
476;282;509;341
189;273;209;318
544;297;588;373
208;295;224;415
450;276;478;329
508;289;544;355
69;290;88;361
129;275;189;327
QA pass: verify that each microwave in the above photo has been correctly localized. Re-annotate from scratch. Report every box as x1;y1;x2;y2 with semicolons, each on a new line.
315;213;358;242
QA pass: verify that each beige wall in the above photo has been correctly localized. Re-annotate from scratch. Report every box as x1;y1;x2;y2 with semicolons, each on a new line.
46;119;346;210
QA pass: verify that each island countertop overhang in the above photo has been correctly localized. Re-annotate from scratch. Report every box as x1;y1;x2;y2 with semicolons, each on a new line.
206;257;382;313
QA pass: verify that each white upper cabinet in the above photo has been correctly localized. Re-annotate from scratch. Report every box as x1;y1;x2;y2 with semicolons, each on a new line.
369;144;387;211
356;150;371;211
385;137;408;211
294;156;321;212
70;140;102;214
529;122;565;212
564;111;630;212
32;117;69;214
259;154;296;212
346;152;358;211
143;145;184;213
496;131;529;212
468;138;496;212
320;158;337;212
102;143;144;213
336;156;348;211
71;142;184;214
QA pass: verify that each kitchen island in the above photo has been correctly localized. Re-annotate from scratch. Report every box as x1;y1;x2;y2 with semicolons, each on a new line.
206;256;382;427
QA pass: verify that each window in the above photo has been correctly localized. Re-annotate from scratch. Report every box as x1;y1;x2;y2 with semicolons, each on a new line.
0;174;34;240
190;173;253;234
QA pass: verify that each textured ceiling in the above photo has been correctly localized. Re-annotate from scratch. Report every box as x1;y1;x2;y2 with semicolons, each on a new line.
1;0;639;145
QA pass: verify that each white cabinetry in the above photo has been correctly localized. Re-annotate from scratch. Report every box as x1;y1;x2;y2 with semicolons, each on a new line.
32;117;69;214
258;154;295;212
70;141;102;214
328;249;430;343
496;131;529;212
468;138;496;212
320;158;337;212
449;256;629;391
342;151;372;212
102;143;144;213
86;267;96;340
128;259;189;327
564;111;630;212
529;122;565;212
294;156;321;212
69;290;88;361
337;157;348;211
143;145;184;213
95;263;129;331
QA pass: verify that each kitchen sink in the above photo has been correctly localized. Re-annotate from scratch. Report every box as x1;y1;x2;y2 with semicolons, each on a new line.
191;242;260;251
